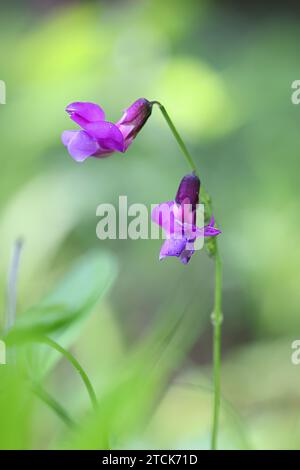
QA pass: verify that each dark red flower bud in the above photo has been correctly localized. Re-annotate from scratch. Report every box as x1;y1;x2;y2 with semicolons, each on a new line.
175;173;200;208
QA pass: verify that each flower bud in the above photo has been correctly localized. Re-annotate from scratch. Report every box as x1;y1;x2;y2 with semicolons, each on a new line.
175;173;200;208
116;98;153;148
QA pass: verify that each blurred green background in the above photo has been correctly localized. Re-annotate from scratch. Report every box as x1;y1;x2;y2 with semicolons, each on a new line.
1;0;300;450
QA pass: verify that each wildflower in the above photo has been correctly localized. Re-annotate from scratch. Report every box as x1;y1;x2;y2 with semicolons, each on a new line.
62;98;152;162
152;173;221;264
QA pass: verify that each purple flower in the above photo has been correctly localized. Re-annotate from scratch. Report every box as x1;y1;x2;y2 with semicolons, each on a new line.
152;173;221;264
62;98;152;162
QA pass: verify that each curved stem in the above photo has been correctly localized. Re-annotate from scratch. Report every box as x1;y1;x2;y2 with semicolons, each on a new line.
211;247;223;450
153;100;223;449
33;383;75;428
40;336;98;410
152;101;199;175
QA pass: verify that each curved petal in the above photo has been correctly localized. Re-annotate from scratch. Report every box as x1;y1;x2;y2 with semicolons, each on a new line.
191;215;222;238
151;201;177;235
203;225;222;237
159;236;187;261
116;123;135;149
61;130;78;146
62;130;99;162
203;216;221;237
66;102;105;128
116;98;152;149
118;98;151;125
85;121;125;153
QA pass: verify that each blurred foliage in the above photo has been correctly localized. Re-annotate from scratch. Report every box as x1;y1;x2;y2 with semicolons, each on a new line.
0;0;300;450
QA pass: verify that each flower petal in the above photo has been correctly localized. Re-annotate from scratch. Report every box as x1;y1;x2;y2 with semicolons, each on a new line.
152;201;177;235
117;98;152;149
204;225;222;237
190;215;222;238
204;215;221;236
159;236;187;260
61;130;78;146
62;130;99;162
85;121;125;153
66;102;105;127
118;98;151;125
180;245;195;264
174;220;198;241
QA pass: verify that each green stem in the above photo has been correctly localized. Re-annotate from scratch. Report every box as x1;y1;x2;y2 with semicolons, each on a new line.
153;101;223;450
153;101;211;207
32;383;75;428
211;247;223;450
40;336;98;410
152;101;198;175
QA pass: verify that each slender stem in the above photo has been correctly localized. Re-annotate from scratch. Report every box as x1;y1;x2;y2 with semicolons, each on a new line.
153;100;223;449
5;239;23;333
40;336;98;410
32;383;75;428
211;247;223;450
152;101;198;175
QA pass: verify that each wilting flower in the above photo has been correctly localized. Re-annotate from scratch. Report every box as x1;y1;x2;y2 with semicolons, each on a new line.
152;173;221;264
62;98;152;162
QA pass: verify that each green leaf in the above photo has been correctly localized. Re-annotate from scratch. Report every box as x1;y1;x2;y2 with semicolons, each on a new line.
6;251;118;376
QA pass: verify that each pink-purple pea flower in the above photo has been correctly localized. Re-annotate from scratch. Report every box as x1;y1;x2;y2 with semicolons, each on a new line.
62;98;152;162
152;173;221;264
